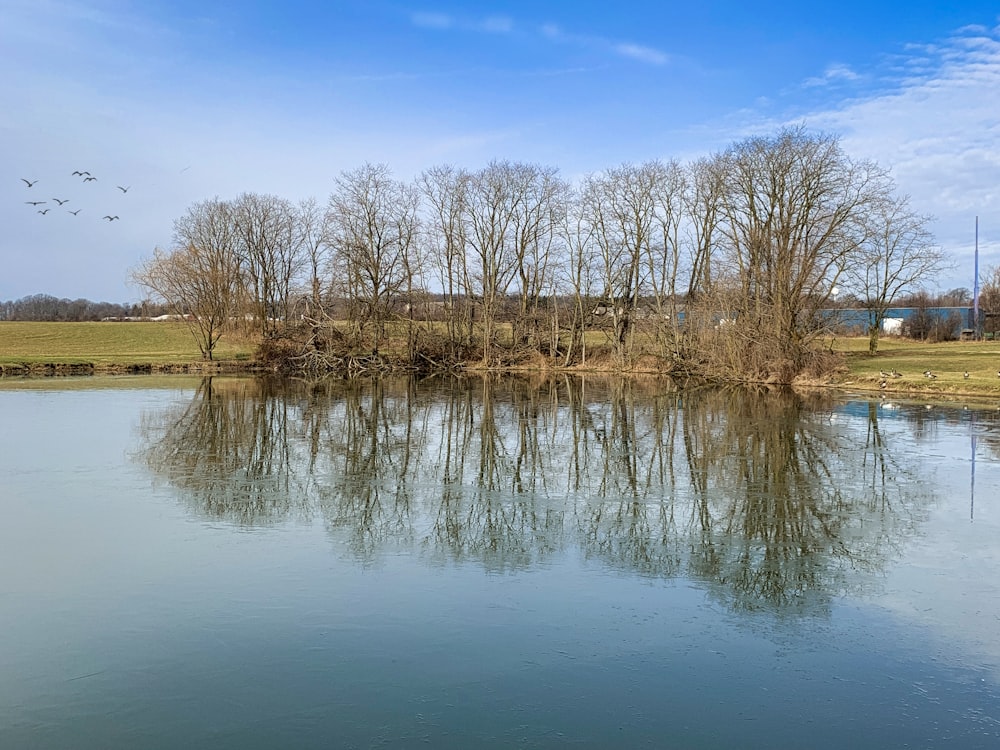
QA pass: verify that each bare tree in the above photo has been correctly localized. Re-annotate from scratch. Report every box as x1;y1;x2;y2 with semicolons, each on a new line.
464;161;531;365
581;162;664;364
842;195;944;353
558;188;600;365
646;159;687;353
978;265;1000;337
140;198;242;359
508;163;567;352
712;127;888;380
328;163;421;354
230;192;304;335
298;197;334;311
132;198;242;359
418;165;473;356
684;157;725;302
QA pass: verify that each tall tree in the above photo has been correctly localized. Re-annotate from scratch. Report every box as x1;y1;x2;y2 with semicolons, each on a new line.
230;192;303;335
558;187;600;365
841;194;943;353
132;200;241;360
508;163;567;351
714;127;887;379
418;165;473;355
132;198;242;359
581;162;663;364
464;161;532;365
298;197;334;312
328;163;421;354
646;159;687;351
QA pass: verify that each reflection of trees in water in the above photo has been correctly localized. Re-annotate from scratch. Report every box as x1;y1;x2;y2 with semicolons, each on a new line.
681;391;876;614
299;378;419;559
978;411;1000;461
139;378;305;524
138;375;942;613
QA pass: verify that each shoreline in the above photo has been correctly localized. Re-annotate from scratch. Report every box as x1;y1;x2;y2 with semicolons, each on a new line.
3;358;1000;402
0;361;265;377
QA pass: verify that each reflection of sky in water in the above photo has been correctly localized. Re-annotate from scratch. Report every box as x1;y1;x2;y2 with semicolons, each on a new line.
2;380;1000;748
829;398;1000;678
869;407;1000;678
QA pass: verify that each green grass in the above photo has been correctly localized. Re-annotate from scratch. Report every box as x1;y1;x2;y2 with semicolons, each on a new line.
0;321;256;366
828;336;1000;397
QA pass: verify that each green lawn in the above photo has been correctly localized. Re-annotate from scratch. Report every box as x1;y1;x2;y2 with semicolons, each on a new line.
828;336;1000;396
0;321;256;366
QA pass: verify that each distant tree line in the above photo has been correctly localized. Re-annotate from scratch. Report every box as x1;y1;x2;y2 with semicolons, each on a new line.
132;126;962;379
0;294;170;322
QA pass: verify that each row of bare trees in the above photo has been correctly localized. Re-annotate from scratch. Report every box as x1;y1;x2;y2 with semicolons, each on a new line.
133;127;947;379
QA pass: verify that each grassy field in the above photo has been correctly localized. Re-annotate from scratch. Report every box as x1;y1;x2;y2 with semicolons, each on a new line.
0;321;256;366
827;335;1000;398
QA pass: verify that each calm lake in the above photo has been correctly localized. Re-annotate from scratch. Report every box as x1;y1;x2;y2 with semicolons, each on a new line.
2;375;1000;748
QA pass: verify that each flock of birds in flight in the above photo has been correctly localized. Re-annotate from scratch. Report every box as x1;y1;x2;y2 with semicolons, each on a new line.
21;172;128;221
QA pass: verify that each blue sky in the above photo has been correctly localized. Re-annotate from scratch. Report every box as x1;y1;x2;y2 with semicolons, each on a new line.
2;0;999;302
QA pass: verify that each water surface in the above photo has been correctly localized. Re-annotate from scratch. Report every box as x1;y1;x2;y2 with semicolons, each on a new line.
1;375;999;748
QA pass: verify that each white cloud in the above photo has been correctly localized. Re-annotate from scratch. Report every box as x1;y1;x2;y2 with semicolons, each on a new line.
789;26;1000;289
613;43;669;66
536;21;668;67
410;11;512;35
803;63;860;87
410;11;667;67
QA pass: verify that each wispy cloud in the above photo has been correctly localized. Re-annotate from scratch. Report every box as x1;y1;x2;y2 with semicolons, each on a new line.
798;25;1000;283
410;12;667;66
614;43;669;66
539;22;669;66
409;11;513;34
803;63;861;87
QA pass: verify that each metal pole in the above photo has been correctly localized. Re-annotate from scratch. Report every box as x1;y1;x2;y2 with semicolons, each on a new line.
974;216;980;336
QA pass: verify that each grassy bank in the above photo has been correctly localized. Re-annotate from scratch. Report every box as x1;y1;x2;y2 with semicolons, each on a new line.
3;322;1000;397
828;336;1000;398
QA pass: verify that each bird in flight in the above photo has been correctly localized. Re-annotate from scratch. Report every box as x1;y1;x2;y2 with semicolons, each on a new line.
103;215;119;221
37;209;50;215
69;209;82;215
22;178;38;187
25;201;46;206
83;176;97;182
72;171;91;177
117;185;130;193
53;198;69;205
